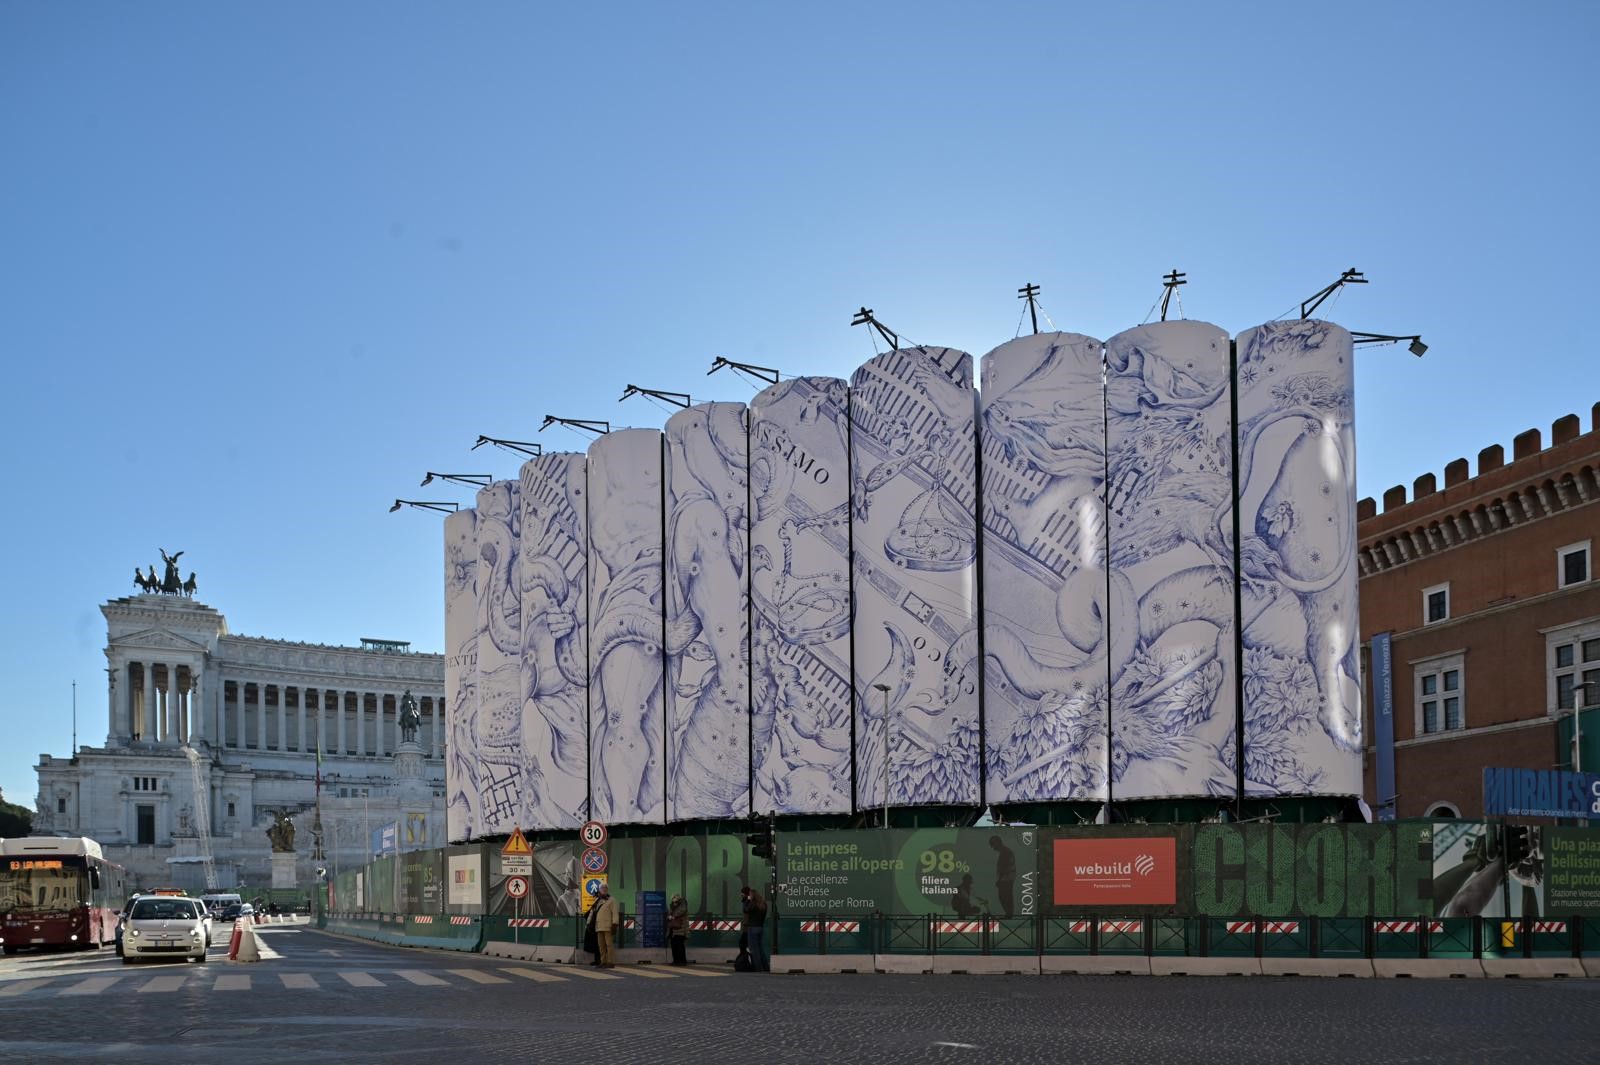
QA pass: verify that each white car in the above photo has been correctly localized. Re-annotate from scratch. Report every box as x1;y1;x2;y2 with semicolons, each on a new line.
121;896;209;964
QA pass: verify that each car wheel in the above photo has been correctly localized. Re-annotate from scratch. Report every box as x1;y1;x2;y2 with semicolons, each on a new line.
121;956;134;965
194;952;208;964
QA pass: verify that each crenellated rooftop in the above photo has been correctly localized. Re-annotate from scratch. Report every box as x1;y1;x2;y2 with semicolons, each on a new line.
1356;402;1599;576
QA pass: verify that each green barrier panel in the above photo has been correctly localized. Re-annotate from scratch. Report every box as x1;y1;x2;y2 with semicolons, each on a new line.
1316;918;1366;957
1372;919;1429;958
1151;917;1190;956
881;916;929;954
931;918;986;955
1427;917;1475;958
1207;919;1256;957
686;915;743;951
1485;918;1576;959
1584;918;1600;955
1097;918;1144;956
1259;920;1311;957
776;916;873;956
1527;919;1574;958
481;914;560;947
1042;917;1091;955
404;915;484;952
988;917;1037;956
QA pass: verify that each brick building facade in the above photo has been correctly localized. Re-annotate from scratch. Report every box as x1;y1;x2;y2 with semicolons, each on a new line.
1357;402;1600;818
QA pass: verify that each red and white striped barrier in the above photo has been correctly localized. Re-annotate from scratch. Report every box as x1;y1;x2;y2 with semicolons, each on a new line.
1373;920;1443;934
1224;921;1301;935
799;920;861;933
507;918;549;929
449;916;474;926
1068;919;1143;935
1522;920;1568;933
412;915;435;924
688;919;741;932
933;920;999;934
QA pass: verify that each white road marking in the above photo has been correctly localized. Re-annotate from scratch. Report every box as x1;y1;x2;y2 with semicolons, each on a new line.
445;968;509;985
137;975;188;993
0;980;52;997
213;975;251;991
395;970;449;986
666;966;728;978
500;967;566;983
61;976;119;996
557;966;622;981
280;973;317;989
613;966;678;979
931;1042;979;1049
338;972;384;988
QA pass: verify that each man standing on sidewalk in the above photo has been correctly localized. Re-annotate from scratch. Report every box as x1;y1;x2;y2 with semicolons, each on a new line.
594;886;620;968
740;886;768;973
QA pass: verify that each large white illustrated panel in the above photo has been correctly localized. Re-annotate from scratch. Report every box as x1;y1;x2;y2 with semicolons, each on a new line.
979;333;1109;804
664;402;751;821
1104;321;1237;800
1234;321;1361;796
444;508;480;842
749;377;853;816
850;347;980;809
474;481;524;834
586;428;666;824
519;453;590;829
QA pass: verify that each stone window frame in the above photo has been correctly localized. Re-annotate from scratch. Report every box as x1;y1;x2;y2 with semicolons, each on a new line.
1413;650;1465;736
1423;581;1450;626
1558;540;1591;590
1547;615;1600;714
1425;801;1461;818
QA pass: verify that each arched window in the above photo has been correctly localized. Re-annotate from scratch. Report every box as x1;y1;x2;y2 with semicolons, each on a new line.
1425;801;1460;819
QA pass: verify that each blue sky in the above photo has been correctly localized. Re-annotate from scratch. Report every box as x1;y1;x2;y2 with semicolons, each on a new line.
2;2;1596;805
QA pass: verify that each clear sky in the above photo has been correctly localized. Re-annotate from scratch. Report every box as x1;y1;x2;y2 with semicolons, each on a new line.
2;2;1596;805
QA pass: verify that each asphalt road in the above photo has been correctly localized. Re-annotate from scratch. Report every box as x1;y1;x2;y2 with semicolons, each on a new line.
0;924;1592;1064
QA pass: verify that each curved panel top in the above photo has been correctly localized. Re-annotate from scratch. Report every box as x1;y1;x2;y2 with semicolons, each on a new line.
980;331;1103;398
664;401;749;515
1104;320;1230;417
852;345;972;391
587;426;663;469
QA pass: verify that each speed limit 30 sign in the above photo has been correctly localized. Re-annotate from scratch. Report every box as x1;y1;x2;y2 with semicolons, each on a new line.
580;820;608;848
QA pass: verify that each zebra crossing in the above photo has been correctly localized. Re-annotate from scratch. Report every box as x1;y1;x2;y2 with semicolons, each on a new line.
0;962;727;999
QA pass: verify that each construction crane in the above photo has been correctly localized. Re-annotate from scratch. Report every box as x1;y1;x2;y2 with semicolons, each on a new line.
179;745;218;891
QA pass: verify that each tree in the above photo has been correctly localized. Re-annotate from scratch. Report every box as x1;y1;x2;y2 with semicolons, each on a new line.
0;796;33;838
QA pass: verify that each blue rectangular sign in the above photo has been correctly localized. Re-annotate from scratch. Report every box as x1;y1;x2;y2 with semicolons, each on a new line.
1372;633;1395;821
371;822;398;858
1483;767;1600;820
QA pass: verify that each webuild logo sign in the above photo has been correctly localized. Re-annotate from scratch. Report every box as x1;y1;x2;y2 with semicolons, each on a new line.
1052;836;1177;907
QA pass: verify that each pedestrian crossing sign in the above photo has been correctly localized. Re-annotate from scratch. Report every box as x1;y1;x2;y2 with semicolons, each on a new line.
502;827;532;857
581;874;607;913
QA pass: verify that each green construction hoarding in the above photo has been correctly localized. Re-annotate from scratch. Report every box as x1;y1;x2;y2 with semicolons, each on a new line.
776;828;1038;917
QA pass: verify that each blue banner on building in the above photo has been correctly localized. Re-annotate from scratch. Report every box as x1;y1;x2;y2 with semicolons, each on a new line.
1372;633;1395;821
371;822;399;858
1483;767;1600;820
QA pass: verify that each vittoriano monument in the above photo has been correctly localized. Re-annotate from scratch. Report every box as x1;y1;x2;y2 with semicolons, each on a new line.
133;548;198;597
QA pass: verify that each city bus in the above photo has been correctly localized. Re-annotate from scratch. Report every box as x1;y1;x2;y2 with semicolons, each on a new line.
0;837;127;953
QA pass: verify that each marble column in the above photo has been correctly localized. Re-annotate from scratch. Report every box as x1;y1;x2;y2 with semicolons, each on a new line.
375;693;385;758
296;690;306;753
276;687;287;752
336;690;347;755
256;683;267;751
135;662;149;742
191;666;205;745
158;665;171;743
433;697;442;757
234;681;246;749
356;691;366;757
108;658;120;744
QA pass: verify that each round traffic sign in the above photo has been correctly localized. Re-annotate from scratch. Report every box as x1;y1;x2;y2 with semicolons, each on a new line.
583;876;606;898
580;821;608;848
505;876;529;900
581;847;608;874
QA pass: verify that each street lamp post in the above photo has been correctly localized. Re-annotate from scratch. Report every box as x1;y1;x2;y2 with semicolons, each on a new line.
874;683;892;830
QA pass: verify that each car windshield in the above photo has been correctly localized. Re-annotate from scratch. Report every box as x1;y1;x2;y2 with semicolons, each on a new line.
130;899;198;921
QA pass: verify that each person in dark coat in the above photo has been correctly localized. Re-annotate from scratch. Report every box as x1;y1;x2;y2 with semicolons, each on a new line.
667;894;689;966
583;900;601;965
740;886;769;973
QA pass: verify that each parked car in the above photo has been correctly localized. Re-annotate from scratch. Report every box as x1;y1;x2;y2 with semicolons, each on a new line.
121;896;208;965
